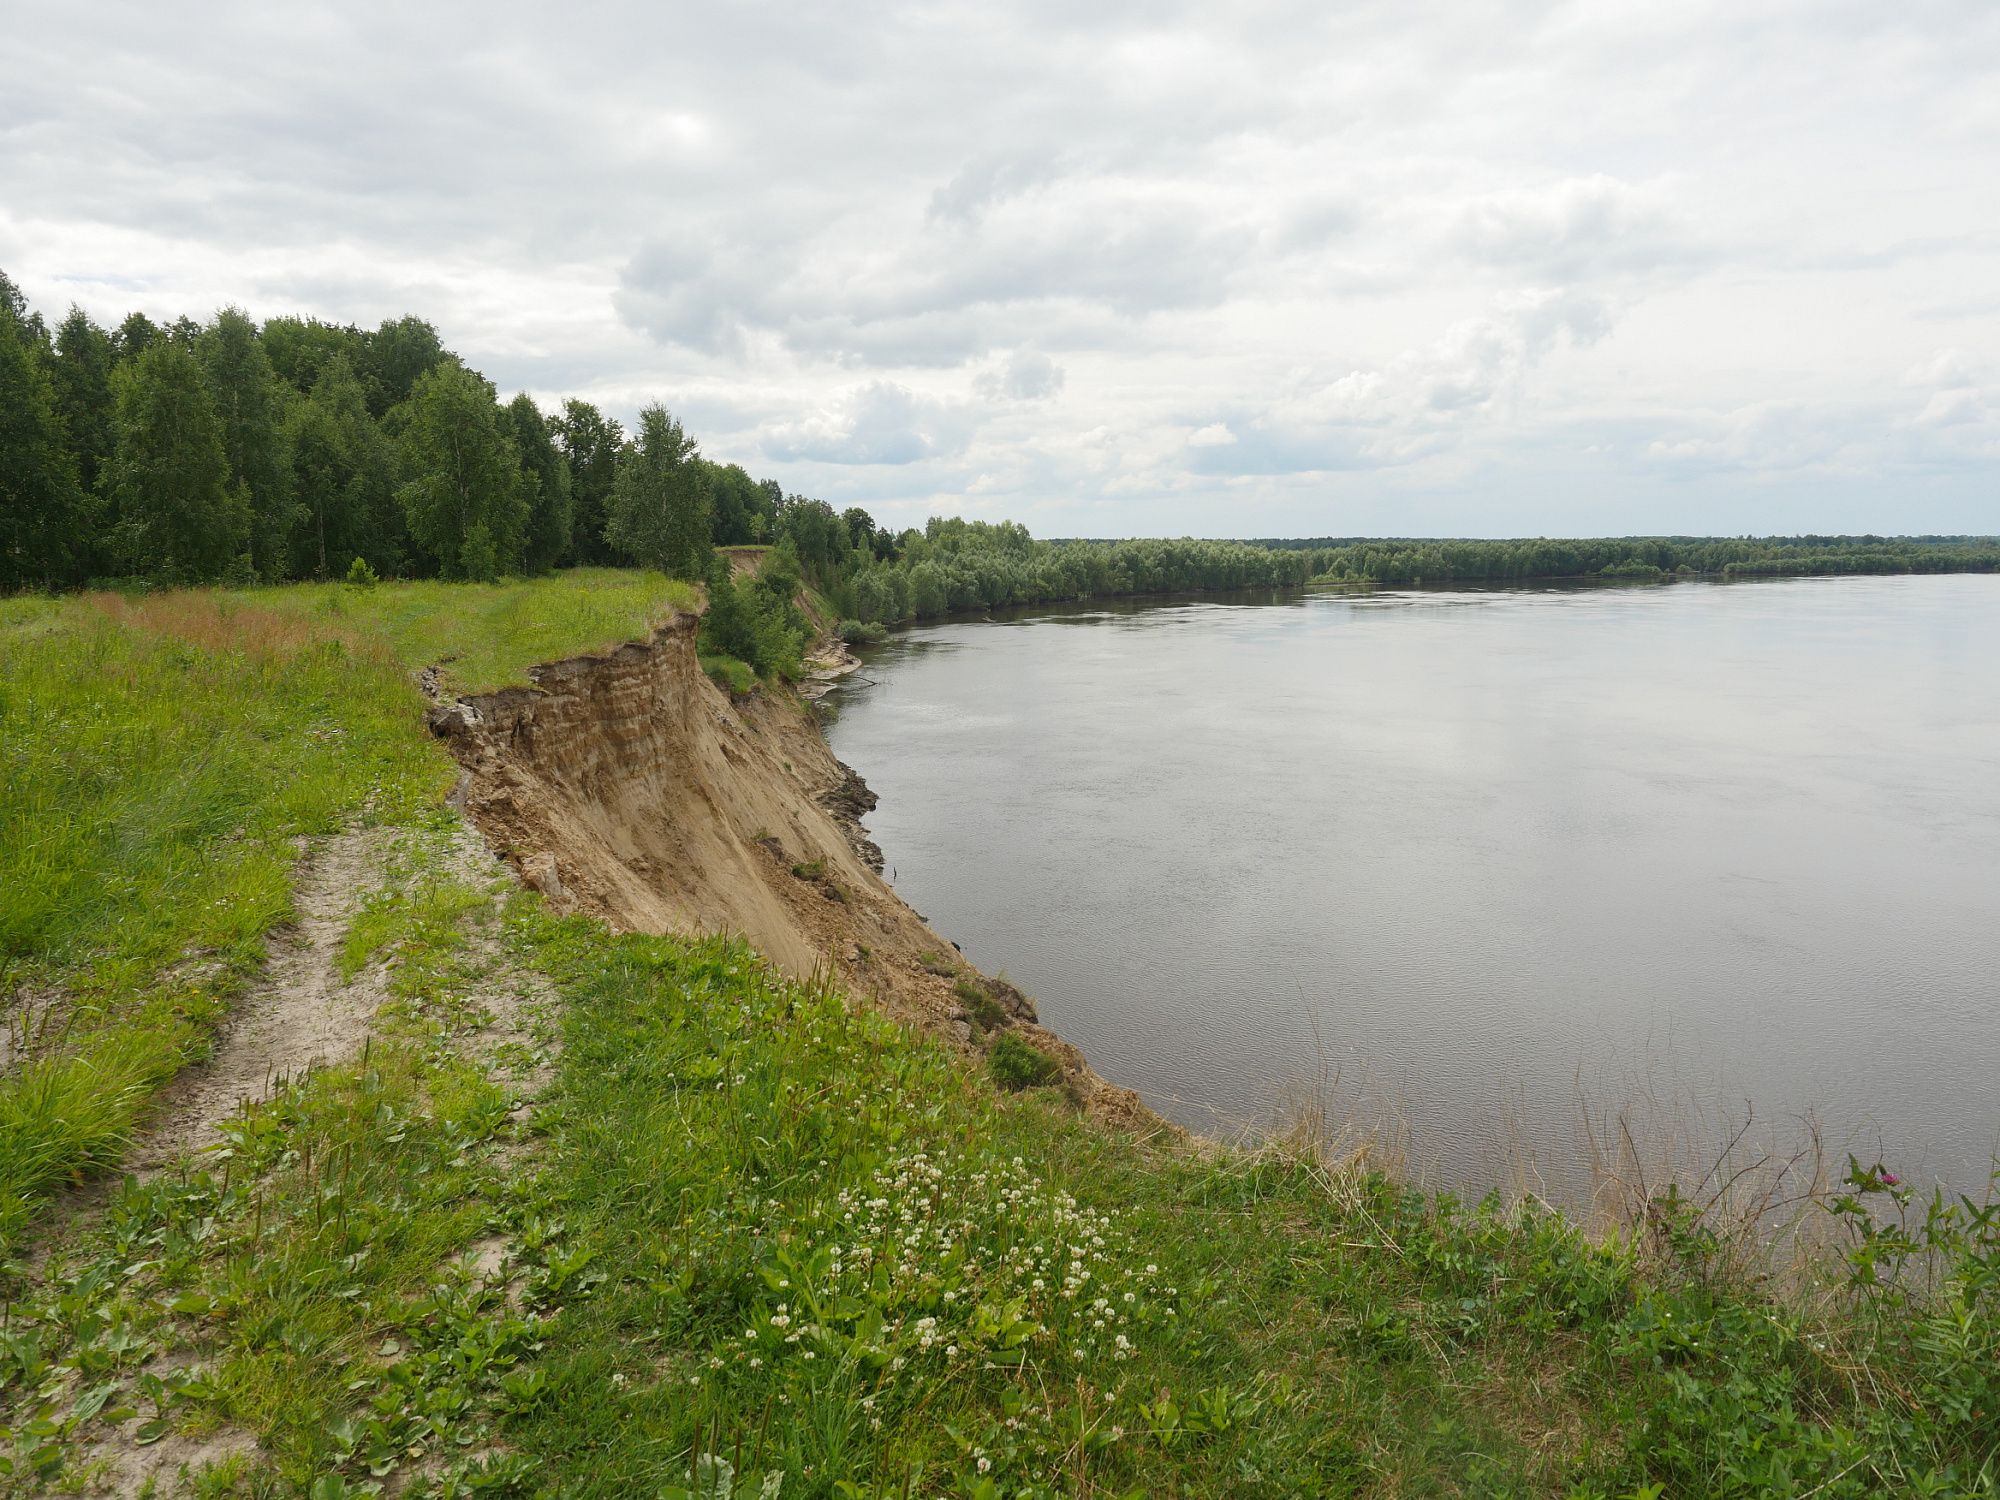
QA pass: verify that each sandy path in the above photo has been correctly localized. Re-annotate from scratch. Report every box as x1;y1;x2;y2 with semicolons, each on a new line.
131;828;394;1171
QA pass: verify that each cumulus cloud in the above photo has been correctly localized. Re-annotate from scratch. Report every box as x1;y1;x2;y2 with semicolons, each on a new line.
763;382;976;466
614;179;1254;368
975;349;1065;401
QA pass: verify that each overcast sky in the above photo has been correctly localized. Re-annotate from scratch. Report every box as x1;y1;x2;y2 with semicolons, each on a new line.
6;2;1998;538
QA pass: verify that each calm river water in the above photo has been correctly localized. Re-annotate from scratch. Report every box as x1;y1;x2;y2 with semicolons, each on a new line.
825;575;2000;1204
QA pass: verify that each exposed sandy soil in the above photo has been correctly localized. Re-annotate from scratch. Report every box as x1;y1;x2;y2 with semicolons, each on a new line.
430;611;1153;1129
132;828;394;1171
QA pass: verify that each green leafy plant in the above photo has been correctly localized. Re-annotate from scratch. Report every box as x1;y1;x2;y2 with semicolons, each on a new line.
988;1033;1061;1091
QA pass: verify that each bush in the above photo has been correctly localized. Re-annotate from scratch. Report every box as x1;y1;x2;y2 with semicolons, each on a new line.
989;1032;1061;1091
700;555;806;680
836;617;887;645
345;556;380;587
701;654;755;695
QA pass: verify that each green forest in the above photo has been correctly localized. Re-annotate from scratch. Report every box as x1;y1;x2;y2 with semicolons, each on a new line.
5;269;1996;626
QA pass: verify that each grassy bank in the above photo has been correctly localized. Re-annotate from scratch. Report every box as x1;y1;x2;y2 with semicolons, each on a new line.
0;574;692;1249
2;579;1996;1496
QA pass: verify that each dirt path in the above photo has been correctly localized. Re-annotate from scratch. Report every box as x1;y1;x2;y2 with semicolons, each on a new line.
49;821;563;1497
131;828;394;1171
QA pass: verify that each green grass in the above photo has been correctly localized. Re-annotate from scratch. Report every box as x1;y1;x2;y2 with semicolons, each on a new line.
702;653;758;695
242;568;698;694
15;892;1996;1495
4;580;1998;1497
988;1031;1061;1091
0;574;687;1253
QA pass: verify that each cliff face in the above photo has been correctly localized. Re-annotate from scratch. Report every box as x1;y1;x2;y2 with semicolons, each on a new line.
426;611;1148;1126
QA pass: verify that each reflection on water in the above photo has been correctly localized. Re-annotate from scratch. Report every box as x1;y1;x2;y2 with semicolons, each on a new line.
825;575;2000;1205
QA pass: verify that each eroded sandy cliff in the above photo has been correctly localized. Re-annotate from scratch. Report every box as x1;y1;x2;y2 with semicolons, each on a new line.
427;610;1149;1126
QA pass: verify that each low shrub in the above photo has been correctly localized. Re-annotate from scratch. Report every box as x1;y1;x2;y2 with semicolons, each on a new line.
836;617;887;644
702;654;756;695
955;975;1007;1031
989;1032;1061;1091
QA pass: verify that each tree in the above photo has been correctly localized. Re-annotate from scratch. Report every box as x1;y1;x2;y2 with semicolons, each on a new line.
50;307;117;500
113;312;161;363
705;461;767;547
365;315;446;418
286;355;396;579
0;268;47;346
604;403;712;577
397;363;526;579
263;316;369;395
105;342;246;581
505;393;573;573
197;308;297;578
0;301;89;588
777;496;847;578
553;399;623;565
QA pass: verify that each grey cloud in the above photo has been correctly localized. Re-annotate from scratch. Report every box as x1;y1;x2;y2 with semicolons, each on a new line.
929;151;1064;224
612;183;1254;369
762;382;977;466
975;350;1065;401
1450;176;1698;279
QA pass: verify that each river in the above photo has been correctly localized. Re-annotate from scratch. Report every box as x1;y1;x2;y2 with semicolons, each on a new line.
824;574;2000;1207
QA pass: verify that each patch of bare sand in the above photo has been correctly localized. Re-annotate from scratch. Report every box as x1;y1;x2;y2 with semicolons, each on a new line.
131;827;394;1171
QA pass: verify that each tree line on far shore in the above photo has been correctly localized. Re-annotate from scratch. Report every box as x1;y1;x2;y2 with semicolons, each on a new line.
1262;534;2000;584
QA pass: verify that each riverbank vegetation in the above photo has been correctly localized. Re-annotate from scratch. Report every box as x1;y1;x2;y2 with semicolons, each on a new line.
1266;534;2000;585
4;577;1998;1496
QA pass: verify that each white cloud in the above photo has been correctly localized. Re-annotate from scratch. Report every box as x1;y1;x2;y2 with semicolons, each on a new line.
763;382;976;466
2;1;1996;534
